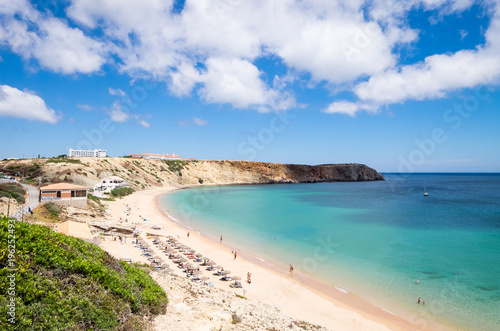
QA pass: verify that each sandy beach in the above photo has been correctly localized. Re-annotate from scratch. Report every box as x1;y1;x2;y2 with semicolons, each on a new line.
98;185;427;331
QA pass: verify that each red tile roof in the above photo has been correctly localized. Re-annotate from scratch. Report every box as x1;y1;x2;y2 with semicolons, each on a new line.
40;183;88;191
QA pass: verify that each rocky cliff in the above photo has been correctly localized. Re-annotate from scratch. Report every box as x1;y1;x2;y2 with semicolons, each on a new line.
0;158;383;190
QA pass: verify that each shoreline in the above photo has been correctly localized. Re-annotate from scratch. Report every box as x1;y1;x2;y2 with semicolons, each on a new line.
101;184;442;331
155;186;439;331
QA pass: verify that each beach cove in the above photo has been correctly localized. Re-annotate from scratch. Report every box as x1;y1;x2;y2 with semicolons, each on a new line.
99;184;441;331
159;174;500;331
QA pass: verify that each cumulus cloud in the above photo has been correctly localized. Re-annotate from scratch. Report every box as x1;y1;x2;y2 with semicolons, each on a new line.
2;0;500;116
0;1;105;74
0;84;59;123
109;102;129;122
327;0;500;115
109;109;129;122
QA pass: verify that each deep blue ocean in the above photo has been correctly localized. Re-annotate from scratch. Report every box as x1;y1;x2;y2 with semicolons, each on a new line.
160;173;500;330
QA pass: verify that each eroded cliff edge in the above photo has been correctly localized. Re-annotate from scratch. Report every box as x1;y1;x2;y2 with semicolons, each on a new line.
0;159;383;189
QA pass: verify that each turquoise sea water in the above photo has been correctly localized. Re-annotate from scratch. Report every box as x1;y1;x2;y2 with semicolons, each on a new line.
159;174;500;331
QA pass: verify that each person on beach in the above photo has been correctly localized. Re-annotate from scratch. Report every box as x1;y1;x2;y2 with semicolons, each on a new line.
418;297;421;304
234;251;237;259
289;264;294;273
247;272;252;284
220;235;223;245
187;232;190;238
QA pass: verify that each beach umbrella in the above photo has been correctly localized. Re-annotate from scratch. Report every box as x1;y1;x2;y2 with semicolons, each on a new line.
187;264;197;270
200;276;209;281
232;276;241;281
195;253;203;257
206;261;216;266
160;263;170;269
172;259;181;263
214;265;223;269
221;270;231;275
178;257;187;262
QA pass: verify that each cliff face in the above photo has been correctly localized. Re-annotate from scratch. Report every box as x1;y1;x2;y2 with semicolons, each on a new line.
0;159;383;189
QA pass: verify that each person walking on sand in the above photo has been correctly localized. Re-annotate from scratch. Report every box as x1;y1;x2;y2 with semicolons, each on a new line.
220;235;223;245
247;272;252;284
187;231;190;238
234;251;237;259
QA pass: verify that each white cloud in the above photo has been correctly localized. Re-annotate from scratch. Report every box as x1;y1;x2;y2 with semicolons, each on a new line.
193;117;208;126
138;120;150;128
109;109;129;122
323;101;363;116
0;84;59;123
0;1;105;74
2;0;499;116
178;117;209;126
77;104;94;111
326;1;500;115
108;88;127;96
65;0;410;111
459;29;468;40
199;57;282;109
35;18;104;74
109;102;129;122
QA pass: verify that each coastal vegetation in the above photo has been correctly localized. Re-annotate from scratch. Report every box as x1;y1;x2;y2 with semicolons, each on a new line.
111;187;135;197
43;202;61;219
47;157;82;164
0;217;168;330
0;184;26;204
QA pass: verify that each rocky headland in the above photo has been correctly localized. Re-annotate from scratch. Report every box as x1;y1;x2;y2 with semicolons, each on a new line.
0;158;383;189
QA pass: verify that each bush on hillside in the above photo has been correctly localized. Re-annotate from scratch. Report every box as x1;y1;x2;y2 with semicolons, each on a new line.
0;184;26;204
111;187;134;198
0;216;168;330
43;202;61;218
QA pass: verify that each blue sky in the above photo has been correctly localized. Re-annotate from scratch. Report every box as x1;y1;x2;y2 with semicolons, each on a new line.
1;0;500;172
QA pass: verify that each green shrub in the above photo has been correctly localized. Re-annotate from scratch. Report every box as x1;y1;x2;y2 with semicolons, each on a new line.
111;187;134;198
0;217;168;330
47;158;81;164
0;184;26;204
43;202;61;217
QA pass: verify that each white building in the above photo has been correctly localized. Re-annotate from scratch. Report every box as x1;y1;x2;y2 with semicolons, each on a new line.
93;176;128;195
69;148;107;158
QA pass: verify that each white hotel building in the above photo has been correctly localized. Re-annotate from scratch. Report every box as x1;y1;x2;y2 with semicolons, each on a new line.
69;148;107;158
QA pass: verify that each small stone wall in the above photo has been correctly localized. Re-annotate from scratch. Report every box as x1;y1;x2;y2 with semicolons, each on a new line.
50;198;87;209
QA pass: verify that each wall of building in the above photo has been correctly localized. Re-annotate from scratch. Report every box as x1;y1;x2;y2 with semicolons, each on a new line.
45;197;87;209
